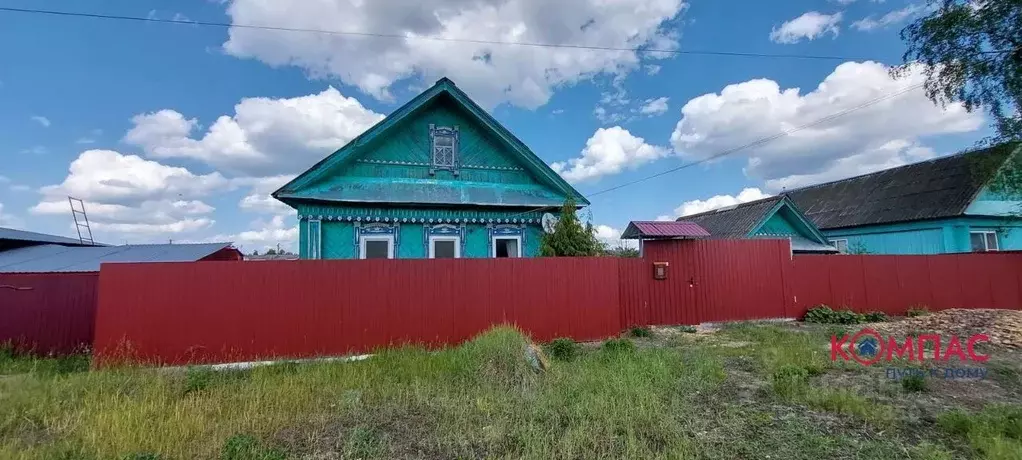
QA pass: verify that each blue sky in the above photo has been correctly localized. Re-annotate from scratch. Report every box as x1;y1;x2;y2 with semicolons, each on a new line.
0;0;991;250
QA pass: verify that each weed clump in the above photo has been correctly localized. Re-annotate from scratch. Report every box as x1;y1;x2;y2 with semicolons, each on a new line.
629;327;652;338
902;374;927;392
601;338;636;354
546;338;581;361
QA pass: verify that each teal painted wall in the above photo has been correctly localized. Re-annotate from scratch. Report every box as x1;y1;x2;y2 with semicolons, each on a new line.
301;220;541;259
303;97;563;201
822;216;1022;254
965;186;1022;216
754;209;809;238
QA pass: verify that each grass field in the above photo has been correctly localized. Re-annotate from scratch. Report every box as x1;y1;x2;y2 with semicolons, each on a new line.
2;323;1021;459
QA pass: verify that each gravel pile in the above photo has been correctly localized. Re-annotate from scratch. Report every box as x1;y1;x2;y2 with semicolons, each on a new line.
869;308;1022;348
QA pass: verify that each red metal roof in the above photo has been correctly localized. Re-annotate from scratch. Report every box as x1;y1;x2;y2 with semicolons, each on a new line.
621;221;710;239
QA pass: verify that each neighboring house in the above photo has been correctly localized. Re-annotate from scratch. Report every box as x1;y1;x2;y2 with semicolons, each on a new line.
787;143;1022;254
0;242;241;273
0;226;102;252
678;195;838;253
245;253;300;261
273;78;588;260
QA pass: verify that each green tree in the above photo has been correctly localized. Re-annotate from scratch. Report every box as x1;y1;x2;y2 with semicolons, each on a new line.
602;245;640;257
539;198;602;257
251;249;260;256
897;0;1022;143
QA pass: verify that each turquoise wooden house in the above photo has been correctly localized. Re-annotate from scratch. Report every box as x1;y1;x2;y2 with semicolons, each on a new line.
273;78;588;260
786;143;1022;254
679;195;838;253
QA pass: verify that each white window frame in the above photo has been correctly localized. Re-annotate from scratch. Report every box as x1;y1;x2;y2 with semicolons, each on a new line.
359;235;394;259
428;235;461;259
970;231;999;252
492;235;523;258
829;238;849;254
307;219;322;260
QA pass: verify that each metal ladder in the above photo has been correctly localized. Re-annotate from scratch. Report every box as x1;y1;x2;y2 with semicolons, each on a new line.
68;196;95;245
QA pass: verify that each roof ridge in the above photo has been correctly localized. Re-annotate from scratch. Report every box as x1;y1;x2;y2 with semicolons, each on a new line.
783;142;1019;195
674;194;782;221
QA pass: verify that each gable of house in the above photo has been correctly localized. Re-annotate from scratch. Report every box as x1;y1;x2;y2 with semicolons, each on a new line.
274;78;586;209
681;196;834;252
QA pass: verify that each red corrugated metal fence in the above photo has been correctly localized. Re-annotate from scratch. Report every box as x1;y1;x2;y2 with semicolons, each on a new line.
94;257;621;365
87;240;1022;365
0;273;98;355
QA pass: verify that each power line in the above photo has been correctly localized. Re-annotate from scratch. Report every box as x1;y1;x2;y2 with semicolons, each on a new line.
509;82;926;219
0;6;873;62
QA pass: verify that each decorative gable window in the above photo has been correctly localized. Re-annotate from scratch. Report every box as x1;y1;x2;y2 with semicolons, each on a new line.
429;124;459;175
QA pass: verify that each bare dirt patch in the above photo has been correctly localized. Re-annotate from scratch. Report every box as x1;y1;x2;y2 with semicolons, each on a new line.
869;308;1022;348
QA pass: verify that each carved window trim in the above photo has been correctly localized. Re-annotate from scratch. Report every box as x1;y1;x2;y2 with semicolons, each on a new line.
429;124;459;175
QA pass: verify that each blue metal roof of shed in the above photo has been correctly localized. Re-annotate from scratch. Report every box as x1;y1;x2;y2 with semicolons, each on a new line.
0;226;101;247
0;242;233;273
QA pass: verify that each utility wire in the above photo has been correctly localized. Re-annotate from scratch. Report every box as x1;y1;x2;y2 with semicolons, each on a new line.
509;82;926;219
0;6;873;62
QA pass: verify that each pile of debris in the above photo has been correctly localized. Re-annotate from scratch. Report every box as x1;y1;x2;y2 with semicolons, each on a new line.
869;308;1022;349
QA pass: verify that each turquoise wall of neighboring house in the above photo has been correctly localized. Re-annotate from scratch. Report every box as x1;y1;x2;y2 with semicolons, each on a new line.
822;216;1022;254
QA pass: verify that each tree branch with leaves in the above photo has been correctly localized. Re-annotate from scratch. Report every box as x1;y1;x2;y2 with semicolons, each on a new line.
539;198;603;257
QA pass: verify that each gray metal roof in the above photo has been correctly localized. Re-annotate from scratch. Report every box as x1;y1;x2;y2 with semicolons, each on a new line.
680;196;784;238
786;143;1020;230
0;226;100;246
0;242;234;273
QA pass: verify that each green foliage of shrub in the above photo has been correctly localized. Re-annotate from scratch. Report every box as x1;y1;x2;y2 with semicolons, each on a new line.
546;338;581;361
902;374;927;393
601;338;636;354
863;311;889;323
804;306;863;324
629;327;652;338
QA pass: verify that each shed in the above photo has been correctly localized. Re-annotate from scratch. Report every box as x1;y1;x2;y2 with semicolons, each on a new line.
0;241;240;355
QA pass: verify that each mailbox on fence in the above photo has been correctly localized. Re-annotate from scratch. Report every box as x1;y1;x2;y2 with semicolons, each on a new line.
653;262;668;280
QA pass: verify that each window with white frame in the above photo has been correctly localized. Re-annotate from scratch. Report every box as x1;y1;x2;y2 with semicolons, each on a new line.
360;235;394;259
493;236;521;258
970;231;999;252
829;238;849;254
307;219;322;259
429;235;460;259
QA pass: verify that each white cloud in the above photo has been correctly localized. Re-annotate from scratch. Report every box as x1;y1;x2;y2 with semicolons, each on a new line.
670;187;771;217
594;224;636;249
645;64;662;75
222;0;688;109
852;3;930;31
670;61;983;191
211;215;299;253
551;126;668;183
20;146;47;155
30;150;232;240
237;175;296;215
770;12;843;44
124;87;385;177
639;96;669;115
30;115;51;127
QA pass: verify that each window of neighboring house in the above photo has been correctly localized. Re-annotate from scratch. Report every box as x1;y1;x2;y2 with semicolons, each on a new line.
970;231;999;252
307;219;322;259
429;236;460;259
360;235;394;259
829;239;849;254
493;236;521;258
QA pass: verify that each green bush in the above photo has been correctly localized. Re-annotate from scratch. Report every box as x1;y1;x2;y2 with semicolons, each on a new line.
907;306;930;317
771;365;811;399
629;327;652;338
863;311;889;322
902;374;927;392
545;338;581;361
804;305;867;324
601;338;636;354
678;325;698;334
